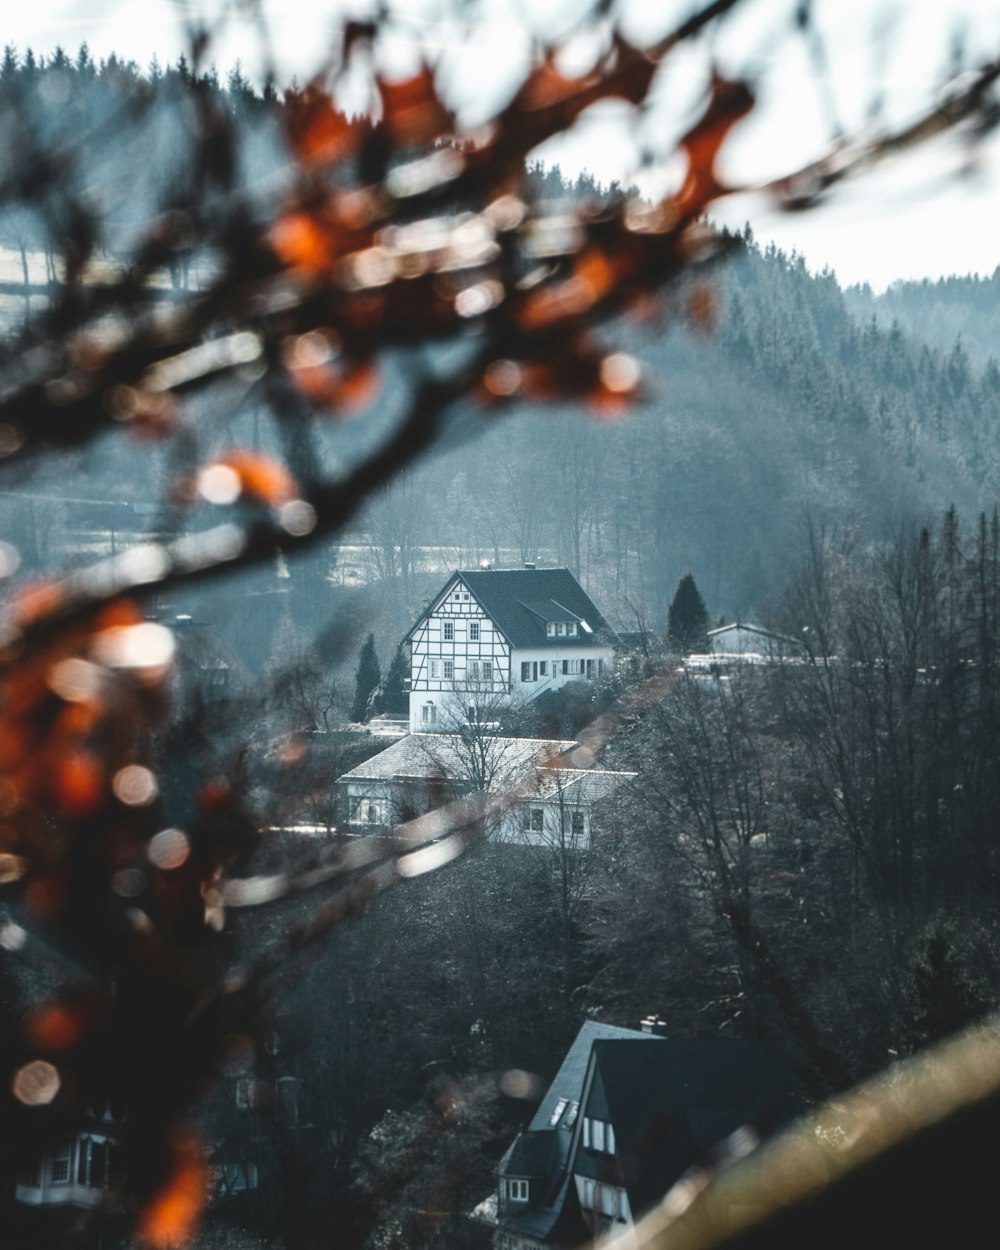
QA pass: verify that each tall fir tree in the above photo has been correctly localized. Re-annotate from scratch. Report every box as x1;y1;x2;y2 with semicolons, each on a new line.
667;572;710;654
381;647;409;716
351;633;381;723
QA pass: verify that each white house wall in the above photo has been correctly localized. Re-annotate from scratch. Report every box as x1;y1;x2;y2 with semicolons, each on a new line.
409;578;511;731
511;646;612;698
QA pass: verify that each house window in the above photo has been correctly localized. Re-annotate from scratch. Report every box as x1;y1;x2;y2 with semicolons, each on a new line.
421;702;435;725
50;1142;73;1184
430;660;441;679
539;661;547;676
444;660;454;680
351;798;388;825
482;662;492;682
521;807;544;833
550;1097;569;1126
521;662;532;682
598;658;605;676
583;1117;615;1154
78;1137;108;1189
508;1179;529;1202
566;811;585;838
470;621;480;641
235;1077;256;1110
469;661;480;681
568;623;577;636
586;659;595;678
557;623;565;636
443;621;454;641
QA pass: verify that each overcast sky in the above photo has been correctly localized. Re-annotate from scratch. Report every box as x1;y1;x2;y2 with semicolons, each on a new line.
8;0;1000;289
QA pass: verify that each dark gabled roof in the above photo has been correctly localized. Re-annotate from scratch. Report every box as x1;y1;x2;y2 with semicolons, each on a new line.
576;1039;800;1216
411;567;617;649
504;1130;560;1178
528;1021;660;1137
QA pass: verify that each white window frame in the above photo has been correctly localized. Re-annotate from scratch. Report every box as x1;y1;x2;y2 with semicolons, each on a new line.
430;659;441;679
482;661;493;682
50;1142;73;1185
568;623;577;636
508;1179;529;1202
470;621;481;641
547;622;555;637
444;660;454;680
469;661;480;681
443;621;454;641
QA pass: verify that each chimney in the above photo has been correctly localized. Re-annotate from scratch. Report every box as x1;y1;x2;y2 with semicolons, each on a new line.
639;1015;669;1037
524;562;536;570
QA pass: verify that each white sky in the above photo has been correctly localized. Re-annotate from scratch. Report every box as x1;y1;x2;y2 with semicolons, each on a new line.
8;0;1000;289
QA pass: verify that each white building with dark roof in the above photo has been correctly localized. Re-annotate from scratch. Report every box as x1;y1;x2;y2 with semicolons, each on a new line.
335;732;635;849
404;566;617;733
477;1019;800;1250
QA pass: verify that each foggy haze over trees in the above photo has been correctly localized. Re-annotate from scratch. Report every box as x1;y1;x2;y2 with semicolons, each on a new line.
2;6;1000;1250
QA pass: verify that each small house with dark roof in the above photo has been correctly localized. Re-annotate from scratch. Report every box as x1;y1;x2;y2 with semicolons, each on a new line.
478;1019;799;1250
335;733;635;849
404;566;617;733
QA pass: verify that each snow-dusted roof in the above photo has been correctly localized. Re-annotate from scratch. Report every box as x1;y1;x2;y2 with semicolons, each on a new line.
336;733;575;785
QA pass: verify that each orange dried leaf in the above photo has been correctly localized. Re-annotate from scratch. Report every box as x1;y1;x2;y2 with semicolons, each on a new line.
9;580;64;630
290;358;380;414
271;209;336;273
27;1001;96;1052
55;751;105;816
211;451;298;507
139;1134;209;1249
674;75;754;219
379;65;453;145
286;85;361;166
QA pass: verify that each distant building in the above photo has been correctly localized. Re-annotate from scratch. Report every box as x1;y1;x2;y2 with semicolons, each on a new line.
335;733;635;849
706;623;804;661
404;566;617;734
476;1019;799;1250
16;1110;121;1213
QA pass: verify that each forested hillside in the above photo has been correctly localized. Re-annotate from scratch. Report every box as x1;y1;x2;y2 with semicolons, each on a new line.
847;269;1000;368
3;46;1000;668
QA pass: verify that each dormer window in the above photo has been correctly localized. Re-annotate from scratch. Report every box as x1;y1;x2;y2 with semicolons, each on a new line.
507;1179;529;1202
567;623;577;637
583;1117;615;1154
547;623;555;637
557;623;565;636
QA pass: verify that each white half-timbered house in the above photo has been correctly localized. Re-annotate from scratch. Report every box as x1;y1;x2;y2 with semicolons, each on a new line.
404;566;617;733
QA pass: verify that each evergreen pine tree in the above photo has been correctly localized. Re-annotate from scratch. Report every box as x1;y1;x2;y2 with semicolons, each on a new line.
381;647;409;716
351;633;381;723
667;572;710;654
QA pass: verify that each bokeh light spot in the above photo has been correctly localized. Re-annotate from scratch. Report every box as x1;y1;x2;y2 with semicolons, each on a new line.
149;828;191;871
12;1060;60;1106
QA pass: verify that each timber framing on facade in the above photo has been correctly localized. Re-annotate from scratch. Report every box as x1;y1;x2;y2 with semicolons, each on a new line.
404;566;618;733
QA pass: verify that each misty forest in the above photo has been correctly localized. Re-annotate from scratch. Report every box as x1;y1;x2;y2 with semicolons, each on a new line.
2;20;1000;1250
